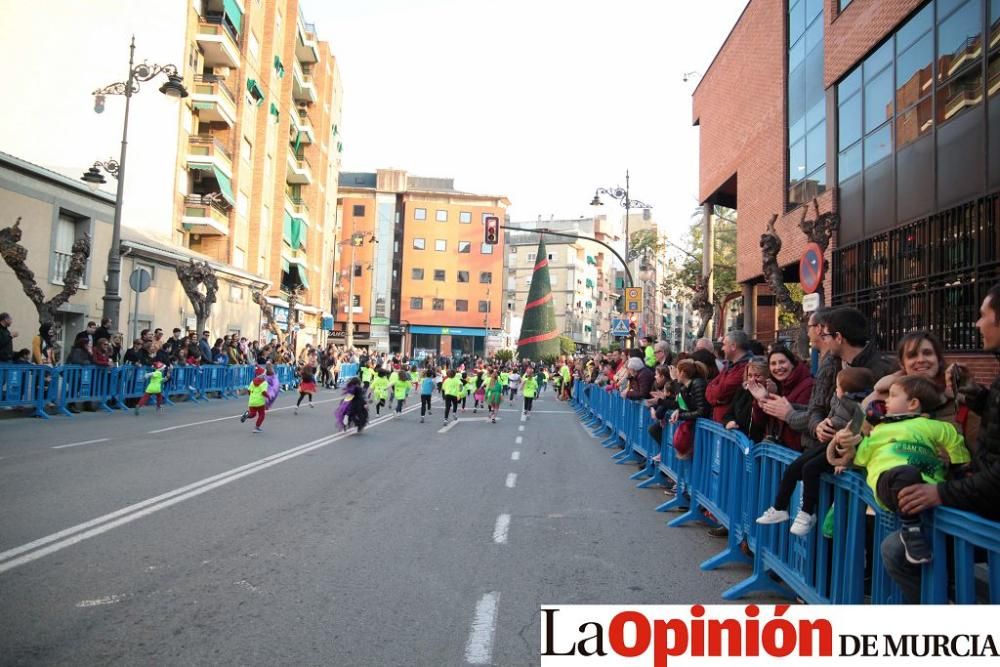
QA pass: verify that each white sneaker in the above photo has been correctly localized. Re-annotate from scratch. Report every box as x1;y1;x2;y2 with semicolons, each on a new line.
755;507;790;525
789;511;817;536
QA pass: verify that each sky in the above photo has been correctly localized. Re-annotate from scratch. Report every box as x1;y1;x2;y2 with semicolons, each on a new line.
303;0;748;239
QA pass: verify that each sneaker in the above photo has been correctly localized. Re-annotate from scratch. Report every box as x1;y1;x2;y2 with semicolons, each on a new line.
443;420;449;426
756;507;790;525
707;526;729;538
309;403;314;409
240;411;248;423
420;416;425;423
491;417;496;424
253;427;263;434
789;511;817;536
899;525;933;564
294;408;298;415
133;406;139;416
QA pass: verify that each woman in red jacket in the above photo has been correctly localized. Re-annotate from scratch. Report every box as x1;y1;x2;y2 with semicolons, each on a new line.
764;347;814;451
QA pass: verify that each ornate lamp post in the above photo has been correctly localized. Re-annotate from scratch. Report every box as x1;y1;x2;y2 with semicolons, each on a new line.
589;169;653;264
81;159;121;187
86;36;187;335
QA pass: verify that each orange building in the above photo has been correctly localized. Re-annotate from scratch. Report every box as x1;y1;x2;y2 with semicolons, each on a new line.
335;169;509;358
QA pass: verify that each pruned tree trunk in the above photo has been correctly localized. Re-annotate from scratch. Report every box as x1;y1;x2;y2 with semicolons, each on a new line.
799;198;840;253
691;273;715;338
760;214;809;357
252;290;284;343
0;217;91;326
176;260;218;336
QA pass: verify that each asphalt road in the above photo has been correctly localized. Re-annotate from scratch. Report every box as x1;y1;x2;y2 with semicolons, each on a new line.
0;385;759;665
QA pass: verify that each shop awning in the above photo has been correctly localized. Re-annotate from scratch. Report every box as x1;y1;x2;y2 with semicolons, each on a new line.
223;0;243;35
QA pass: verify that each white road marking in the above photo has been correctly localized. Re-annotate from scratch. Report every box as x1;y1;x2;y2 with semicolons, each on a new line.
437;417;492;434
75;594;124;608
518;425;524;432
0;403;422;575
497;409;571;414
511;451;520;461
464;592;500;665
515;436;523;445
52;438;110;450
520;413;527;422
505;473;517;488
148;397;340;434
492;513;510;544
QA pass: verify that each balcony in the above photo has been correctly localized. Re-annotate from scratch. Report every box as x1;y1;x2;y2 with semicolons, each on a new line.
289;106;314;144
52;250;87;287
196;17;241;68
191;75;236;126
284;193;310;225
188;134;233;177
286;148;312;184
295;16;319;64
182;194;231;236
292;61;318;103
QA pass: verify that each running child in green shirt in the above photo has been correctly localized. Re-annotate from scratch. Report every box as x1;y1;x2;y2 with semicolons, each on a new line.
485;369;504;424
521;368;539;419
134;361;166;415
393;370;411;414
371;370;390;415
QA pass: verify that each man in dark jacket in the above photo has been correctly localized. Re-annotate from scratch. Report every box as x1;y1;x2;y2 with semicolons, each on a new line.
94;317;113;346
705;330;752;423
881;284;1000;601
199;330;214;365
0;312;16;363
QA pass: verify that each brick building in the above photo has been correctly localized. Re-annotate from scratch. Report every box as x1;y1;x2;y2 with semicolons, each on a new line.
695;0;999;376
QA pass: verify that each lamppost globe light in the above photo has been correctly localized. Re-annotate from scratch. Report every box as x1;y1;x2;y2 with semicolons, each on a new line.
158;74;189;98
589;193;603;207
81;166;106;190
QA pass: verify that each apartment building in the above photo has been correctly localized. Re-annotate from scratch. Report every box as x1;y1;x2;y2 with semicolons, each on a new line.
335;169;509;357
179;0;343;347
504;217;620;351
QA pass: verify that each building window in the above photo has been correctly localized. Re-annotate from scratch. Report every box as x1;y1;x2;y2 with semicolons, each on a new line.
413;238;425;250
435;209;448;222
480;243;494;254
456;299;469;311
241;136;252;163
353;204;365;217
840;0;852;10
434;269;446;281
480;271;492;284
233;247;246;269
352;294;361;307
458;241;471;253
354;264;363;277
527;253;536;262
435;239;447;251
432;298;445;311
459;211;472;224
457;270;469;283
478;300;489;313
230;285;243;302
787;0;826;208
53;211;89;286
410;297;423;310
412;267;424;280
414;208;427;220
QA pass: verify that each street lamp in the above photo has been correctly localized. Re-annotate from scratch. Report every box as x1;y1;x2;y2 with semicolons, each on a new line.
589;169;652;264
86;36;187;336
81;159;120;190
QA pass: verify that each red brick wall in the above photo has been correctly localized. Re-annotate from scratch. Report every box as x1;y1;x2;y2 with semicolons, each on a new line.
949;354;1000;387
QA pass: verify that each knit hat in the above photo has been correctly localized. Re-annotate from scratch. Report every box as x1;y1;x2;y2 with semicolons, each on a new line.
254;366;266;377
627;357;644;372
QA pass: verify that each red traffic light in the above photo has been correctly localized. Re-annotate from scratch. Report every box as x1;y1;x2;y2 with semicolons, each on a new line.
484;216;500;245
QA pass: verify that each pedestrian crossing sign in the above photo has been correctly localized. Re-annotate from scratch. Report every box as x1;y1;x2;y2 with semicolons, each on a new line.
611;318;629;337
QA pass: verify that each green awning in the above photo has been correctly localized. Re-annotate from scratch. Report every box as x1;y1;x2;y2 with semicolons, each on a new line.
297;265;310;290
586;255;597;265
213;167;234;205
585;301;593;309
269;102;280;122
332;124;338;135
281;257;290;273
282;211;293;245
223;0;243;35
585;278;594;288
193;101;214;110
293;130;303;153
290;217;303;249
273;55;285;78
246;79;264;105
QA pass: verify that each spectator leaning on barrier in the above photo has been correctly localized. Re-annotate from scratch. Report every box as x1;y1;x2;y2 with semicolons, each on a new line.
669;359;711;459
622;356;653;400
705;330;753;423
94;317;113;348
764;347;814;450
879;283;1000;601
32;323;58;365
723;356;772;443
0;312;16;363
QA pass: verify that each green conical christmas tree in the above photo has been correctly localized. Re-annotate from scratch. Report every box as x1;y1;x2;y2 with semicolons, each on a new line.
516;237;561;361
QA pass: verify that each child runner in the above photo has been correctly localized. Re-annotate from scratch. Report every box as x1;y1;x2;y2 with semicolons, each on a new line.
265;362;281;409
360;363;375;394
459;372;469;412
419;368;435;423
464;371;477;412
473;370;486;414
522;368;539;418
540;368;549;393
485;369;504;424
508;368;521;403
295;363;317;414
393;370;411;414
442;369;462;424
241;366;269;433
134;361;166;415
335;376;368;433
371;369;390;415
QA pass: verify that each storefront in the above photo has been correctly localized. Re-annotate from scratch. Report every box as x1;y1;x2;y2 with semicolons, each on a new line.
408;325;486;360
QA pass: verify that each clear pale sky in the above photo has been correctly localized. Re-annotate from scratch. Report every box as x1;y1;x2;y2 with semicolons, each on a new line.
303;0;748;237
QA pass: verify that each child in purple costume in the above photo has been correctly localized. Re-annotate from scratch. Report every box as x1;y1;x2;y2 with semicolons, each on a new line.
335;377;367;432
265;363;281;409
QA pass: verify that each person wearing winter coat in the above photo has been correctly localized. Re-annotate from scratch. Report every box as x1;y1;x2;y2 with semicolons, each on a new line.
705;331;753;423
622;357;654;401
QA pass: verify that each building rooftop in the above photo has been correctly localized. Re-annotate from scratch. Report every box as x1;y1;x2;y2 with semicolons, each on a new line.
0;150;117;206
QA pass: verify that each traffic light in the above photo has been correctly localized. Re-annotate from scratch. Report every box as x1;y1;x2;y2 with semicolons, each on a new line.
628;313;638;339
484;215;500;245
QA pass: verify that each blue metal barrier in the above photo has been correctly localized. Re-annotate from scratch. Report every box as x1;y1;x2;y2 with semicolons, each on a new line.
0;364;55;419
199;365;230;400
56;365;116;415
228;365;255;398
162;366;201;403
923;507;1000;604
339;363;359;382
116;366;151;408
275;364;298;389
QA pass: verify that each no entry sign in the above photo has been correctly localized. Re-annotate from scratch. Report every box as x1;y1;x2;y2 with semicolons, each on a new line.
799;243;825;294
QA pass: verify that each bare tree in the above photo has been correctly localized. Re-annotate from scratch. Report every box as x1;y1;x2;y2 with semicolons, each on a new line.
691;273;716;338
799;198;840;253
0;217;91;326
176;260;218;336
760;214;809;356
252;290;284;343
